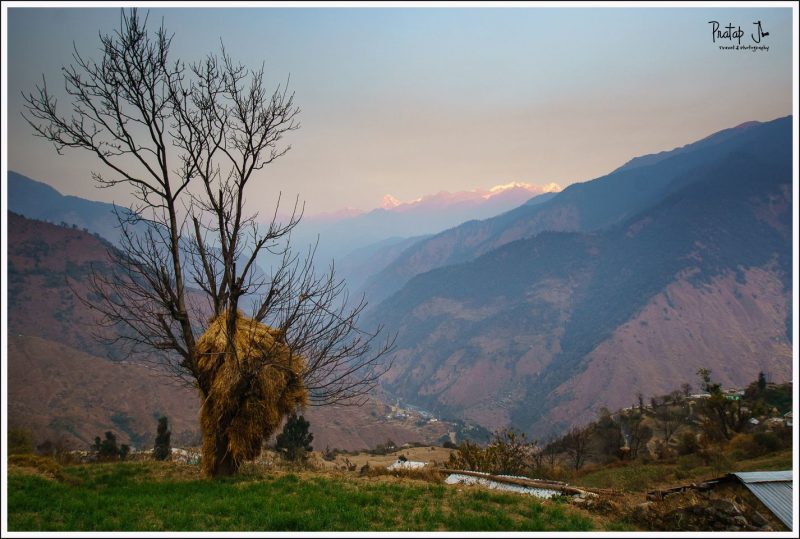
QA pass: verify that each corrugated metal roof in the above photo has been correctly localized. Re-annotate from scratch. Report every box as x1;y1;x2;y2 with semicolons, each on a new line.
733;470;793;483
731;471;793;530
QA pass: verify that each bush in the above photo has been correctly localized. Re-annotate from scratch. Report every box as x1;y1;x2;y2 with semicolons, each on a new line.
676;431;700;456
92;431;129;461
8;454;65;480
651;439;673;460
275;414;313;462
727;433;762;459
752;431;782;453
100;431;119;459
541;465;571;482
447;428;536;476
370;439;397;455
36;437;76;464
153;416;171;461
321;445;339;461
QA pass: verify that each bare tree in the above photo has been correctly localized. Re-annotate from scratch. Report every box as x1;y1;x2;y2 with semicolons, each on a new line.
593;408;624;462
562;425;593;471
623;412;652;460
22;9;394;476
653;401;683;445
540;437;560;472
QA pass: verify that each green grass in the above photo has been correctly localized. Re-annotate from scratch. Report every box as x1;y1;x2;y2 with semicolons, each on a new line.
730;449;793;472
8;461;599;532
577;449;794;492
579;462;676;492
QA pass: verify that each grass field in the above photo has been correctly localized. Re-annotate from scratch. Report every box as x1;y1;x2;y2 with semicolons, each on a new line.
577;449;793;492
7;460;620;532
11;447;789;532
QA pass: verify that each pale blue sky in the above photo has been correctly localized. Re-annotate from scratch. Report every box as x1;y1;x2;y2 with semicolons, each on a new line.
5;5;795;214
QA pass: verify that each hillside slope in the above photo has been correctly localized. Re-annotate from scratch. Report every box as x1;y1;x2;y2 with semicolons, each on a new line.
8;171;132;244
5;214;451;451
373;117;793;437
362;118;786;305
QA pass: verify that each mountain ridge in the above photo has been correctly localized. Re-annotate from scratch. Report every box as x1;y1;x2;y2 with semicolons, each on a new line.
361;116;792;307
371;116;793;437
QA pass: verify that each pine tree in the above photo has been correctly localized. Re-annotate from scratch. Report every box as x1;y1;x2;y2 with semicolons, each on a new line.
153;416;172;461
276;414;314;462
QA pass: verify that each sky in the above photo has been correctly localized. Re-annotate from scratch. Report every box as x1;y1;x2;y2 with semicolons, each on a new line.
3;3;796;216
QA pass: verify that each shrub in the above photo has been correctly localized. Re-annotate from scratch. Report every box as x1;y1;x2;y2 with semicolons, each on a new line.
321;445;339;461
153;416;172;461
370;439;397;455
542;464;570;482
448;440;491;472
8;454;65;480
448;428;536;476
752;431;781;453
275;414;313;462
91;431;129;461
727;433;763;459
99;431;120;459
39;439;75;464
651;439;674;460
676;431;700;456
339;457;357;472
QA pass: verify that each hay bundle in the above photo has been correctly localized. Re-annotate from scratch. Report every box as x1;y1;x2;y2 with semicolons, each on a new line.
196;311;307;476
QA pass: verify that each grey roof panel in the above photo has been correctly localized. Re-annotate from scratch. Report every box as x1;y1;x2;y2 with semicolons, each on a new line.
733;470;793;483
731;471;793;530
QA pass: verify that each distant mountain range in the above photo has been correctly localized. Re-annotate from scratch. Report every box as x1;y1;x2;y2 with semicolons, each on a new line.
7;170;558;298
370;116;793;438
358;120;777;305
288;183;560;270
6;116;793;445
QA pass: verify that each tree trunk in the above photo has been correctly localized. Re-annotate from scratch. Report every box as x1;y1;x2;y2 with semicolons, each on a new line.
213;442;238;477
202;426;240;478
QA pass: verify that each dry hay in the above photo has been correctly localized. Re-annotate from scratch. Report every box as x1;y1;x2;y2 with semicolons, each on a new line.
196;311;307;476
